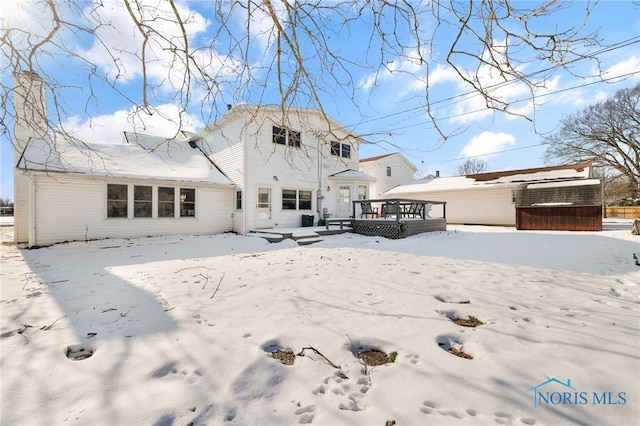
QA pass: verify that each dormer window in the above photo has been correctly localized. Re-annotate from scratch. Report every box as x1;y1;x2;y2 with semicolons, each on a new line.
331;141;351;159
272;126;301;147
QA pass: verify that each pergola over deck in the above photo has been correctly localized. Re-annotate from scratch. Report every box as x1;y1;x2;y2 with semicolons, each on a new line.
326;198;447;239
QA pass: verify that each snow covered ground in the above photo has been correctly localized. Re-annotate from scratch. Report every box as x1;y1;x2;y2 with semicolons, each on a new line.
1;222;638;425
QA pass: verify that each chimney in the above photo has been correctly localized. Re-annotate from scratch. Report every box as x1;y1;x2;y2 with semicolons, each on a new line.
13;71;47;162
13;71;47;245
435;170;440;178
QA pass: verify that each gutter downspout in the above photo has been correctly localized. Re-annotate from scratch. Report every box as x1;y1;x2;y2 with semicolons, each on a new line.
316;134;323;221
242;126;248;235
28;174;36;247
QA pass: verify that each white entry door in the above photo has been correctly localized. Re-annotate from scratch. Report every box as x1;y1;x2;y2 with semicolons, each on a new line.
256;187;273;228
337;185;351;217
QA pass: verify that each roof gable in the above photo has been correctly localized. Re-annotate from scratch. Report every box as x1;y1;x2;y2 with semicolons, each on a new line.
360;152;418;172
328;169;375;181
206;105;364;143
360;153;394;162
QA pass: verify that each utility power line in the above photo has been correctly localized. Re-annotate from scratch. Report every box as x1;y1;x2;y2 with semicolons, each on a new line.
347;36;640;130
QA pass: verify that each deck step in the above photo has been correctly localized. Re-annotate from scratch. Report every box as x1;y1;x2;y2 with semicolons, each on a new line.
296;237;322;246
291;231;319;241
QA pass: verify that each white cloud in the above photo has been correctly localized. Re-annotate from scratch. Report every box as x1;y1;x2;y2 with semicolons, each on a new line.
75;0;237;97
359;48;432;92
593;90;609;102
61;104;202;145
602;55;640;81
449;71;531;124
235;0;280;53
460;131;516;158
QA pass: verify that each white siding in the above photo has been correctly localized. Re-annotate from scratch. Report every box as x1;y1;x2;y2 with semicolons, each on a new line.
211;143;246;234
208;108;362;232
360;154;417;198
389;187;516;226
14;172;29;243
29;173;234;246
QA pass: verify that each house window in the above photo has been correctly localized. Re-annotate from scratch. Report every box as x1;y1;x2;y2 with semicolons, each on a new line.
331;141;351;158
273;126;301;147
282;189;312;210
134;185;152;217
299;190;312;210
273;126;287;145
282;189;297;210
180;188;196;217
386;166;392;177
339;187;350;205
236;190;242;210
289;130;301;147
107;184;128;218
357;185;367;200
158;187;175;217
342;144;351;158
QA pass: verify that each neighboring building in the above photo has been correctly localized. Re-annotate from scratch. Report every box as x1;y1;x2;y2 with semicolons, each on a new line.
15;133;235;247
198;105;374;234
359;153;418;198
385;162;599;228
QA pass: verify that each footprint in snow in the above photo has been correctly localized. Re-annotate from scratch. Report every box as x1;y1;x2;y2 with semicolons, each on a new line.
420;403;536;425
294;404;315;424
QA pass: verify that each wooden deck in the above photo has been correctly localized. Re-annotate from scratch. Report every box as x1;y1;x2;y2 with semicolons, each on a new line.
351;217;446;239
344;198;447;239
252;198;447;242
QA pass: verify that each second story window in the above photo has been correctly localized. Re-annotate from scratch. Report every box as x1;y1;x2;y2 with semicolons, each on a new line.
273;126;301;147
386;166;392;177
331;141;351;159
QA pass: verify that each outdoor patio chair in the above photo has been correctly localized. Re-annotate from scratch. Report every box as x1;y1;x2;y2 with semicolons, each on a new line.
360;201;379;218
382;201;400;218
404;202;424;218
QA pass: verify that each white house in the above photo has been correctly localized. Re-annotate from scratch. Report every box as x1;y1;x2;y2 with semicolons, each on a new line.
15;133;236;247
13;73;378;244
359;153;418;198
197;105;375;234
384;163;595;226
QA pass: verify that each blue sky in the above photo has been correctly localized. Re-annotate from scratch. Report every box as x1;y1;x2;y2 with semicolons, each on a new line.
1;0;639;201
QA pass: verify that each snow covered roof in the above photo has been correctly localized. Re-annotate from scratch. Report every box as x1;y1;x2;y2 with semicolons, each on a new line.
328;169;375;181
526;178;601;189
386;163;593;195
17;133;234;186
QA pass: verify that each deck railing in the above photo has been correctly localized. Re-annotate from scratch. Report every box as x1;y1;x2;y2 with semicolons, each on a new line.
351;198;446;223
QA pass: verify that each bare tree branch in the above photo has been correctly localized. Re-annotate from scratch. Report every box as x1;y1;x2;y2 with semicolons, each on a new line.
2;0;607;154
544;83;640;199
